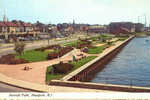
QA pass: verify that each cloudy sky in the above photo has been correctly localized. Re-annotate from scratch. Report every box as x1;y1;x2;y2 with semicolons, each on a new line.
0;0;149;25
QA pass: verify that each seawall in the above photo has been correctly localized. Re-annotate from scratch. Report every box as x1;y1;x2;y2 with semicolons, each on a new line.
62;36;135;82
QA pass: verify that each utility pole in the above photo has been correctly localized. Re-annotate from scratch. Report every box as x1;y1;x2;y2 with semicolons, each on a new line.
144;14;147;27
138;16;140;23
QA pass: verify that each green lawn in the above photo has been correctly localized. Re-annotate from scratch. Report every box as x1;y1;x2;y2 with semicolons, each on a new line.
90;36;100;41
71;56;97;70
15;48;59;62
63;41;79;47
46;67;64;83
46;56;97;83
63;40;88;47
16;50;50;62
88;45;107;54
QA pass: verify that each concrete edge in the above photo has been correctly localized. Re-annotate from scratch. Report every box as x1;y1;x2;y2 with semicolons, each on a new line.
50;80;150;92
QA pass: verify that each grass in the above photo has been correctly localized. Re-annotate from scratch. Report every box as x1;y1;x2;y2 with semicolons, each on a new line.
90;36;100;41
16;50;49;62
44;49;59;54
71;56;97;70
63;41;79;47
118;38;128;41
88;45;107;54
46;67;64;82
63;40;88;47
15;48;60;62
46;56;97;83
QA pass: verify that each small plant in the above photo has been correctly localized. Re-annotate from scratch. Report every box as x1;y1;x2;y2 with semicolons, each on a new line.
14;41;26;56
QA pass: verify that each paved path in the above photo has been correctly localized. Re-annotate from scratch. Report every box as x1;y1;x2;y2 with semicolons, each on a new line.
0;57;71;84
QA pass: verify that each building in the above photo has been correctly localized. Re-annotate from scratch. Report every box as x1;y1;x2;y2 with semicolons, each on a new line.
88;25;107;33
4;22;17;33
0;21;7;33
11;20;24;33
109;22;135;34
134;23;144;32
22;23;33;33
34;21;47;33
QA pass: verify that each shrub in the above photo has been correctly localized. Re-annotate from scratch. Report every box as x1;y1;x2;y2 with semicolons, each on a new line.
0;54;29;64
47;46;73;60
35;45;61;51
50;62;74;74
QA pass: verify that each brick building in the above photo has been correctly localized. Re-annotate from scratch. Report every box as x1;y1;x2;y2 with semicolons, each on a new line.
109;22;135;34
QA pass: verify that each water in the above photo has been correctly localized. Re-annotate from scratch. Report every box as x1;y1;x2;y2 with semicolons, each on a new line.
91;37;150;87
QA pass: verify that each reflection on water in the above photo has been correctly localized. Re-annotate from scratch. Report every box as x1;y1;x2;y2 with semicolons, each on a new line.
91;37;150;87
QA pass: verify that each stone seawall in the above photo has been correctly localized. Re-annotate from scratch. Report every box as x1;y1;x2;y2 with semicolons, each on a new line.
72;38;132;81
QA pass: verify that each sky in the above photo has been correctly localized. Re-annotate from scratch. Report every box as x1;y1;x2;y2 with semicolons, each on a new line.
0;0;150;25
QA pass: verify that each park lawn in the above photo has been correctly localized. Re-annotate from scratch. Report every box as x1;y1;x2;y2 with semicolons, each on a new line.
88;45;107;54
46;67;64;83
101;33;115;38
16;50;49;62
90;36;101;41
46;56;97;83
15;48;59;62
71;56;97;70
118;37;128;41
63;40;88;47
63;40;79;47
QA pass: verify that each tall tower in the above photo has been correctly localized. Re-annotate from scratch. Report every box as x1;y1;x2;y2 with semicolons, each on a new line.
73;19;75;25
3;9;7;22
72;19;75;33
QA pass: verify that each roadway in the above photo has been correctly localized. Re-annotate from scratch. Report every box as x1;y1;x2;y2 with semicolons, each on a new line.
0;82;30;92
0;38;78;57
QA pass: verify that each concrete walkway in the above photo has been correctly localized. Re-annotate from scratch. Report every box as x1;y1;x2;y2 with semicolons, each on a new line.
0;56;72;84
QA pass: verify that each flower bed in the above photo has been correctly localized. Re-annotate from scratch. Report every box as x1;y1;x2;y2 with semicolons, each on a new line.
35;45;61;51
47;46;73;60
0;54;29;64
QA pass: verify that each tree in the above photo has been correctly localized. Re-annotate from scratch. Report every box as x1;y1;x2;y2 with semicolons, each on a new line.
14;41;26;56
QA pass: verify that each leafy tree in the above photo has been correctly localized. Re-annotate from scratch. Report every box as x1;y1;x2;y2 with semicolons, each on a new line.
14;41;26;56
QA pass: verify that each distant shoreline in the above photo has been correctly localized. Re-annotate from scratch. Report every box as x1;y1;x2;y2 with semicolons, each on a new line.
135;32;150;38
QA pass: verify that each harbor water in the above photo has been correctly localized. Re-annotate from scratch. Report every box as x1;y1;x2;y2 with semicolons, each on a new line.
91;37;150;87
